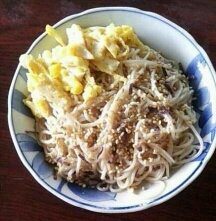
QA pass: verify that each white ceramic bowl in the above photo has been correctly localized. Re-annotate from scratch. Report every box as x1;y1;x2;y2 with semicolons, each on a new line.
8;7;216;213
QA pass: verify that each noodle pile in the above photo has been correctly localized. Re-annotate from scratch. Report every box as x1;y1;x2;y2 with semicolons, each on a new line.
20;24;203;192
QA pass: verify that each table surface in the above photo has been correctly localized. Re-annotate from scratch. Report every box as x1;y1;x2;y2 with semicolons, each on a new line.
1;0;216;220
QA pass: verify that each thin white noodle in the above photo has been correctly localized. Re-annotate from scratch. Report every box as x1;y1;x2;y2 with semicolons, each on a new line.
174;124;204;164
23;26;203;193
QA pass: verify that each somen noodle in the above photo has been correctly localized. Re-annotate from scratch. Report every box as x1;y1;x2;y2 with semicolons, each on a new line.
20;24;203;192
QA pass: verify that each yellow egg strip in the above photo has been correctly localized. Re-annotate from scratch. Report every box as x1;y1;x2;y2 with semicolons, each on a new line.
20;23;149;116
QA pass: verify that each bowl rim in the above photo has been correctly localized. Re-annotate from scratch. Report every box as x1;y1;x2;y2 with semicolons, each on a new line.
8;6;216;213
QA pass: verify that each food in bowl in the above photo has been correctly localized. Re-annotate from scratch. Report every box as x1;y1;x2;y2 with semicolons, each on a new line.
19;23;203;193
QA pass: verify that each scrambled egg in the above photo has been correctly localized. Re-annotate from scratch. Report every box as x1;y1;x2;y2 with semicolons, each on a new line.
20;23;147;119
